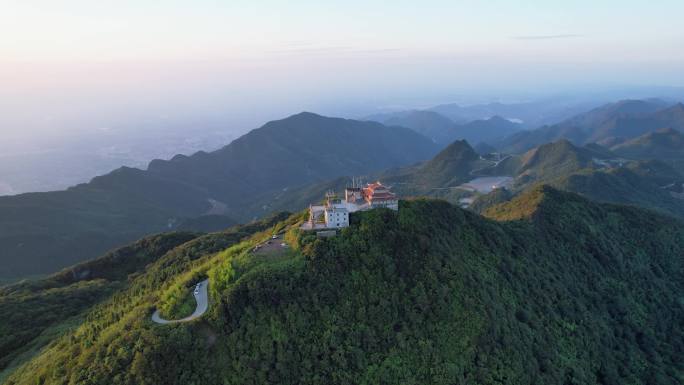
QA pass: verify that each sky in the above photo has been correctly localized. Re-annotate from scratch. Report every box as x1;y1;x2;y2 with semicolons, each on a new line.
1;0;684;140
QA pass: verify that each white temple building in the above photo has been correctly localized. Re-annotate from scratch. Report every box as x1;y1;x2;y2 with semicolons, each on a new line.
302;181;398;230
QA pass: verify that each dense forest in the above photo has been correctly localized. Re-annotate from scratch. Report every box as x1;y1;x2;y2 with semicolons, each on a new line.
3;186;683;384
0;232;199;378
0;213;290;383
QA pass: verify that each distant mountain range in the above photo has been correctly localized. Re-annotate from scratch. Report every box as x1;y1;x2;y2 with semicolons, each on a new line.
264;135;684;222
429;100;597;127
249;139;490;214
0;113;438;280
369;99;684;157
4;99;684;281
473;139;684;218
368;98;598;128
382;110;456;144
497;100;684;153
368;110;523;147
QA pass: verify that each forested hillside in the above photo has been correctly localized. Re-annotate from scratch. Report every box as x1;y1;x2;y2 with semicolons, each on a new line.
247;139;489;215
466;139;684;219
256;137;684;221
0;232;199;381
0;113;437;281
5;188;683;385
0;213;289;382
611;127;684;168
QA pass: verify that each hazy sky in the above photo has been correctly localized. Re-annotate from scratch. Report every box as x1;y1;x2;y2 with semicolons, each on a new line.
1;0;684;139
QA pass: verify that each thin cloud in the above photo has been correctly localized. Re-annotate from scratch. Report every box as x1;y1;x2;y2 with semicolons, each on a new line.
513;34;583;40
269;40;401;56
352;48;402;54
270;46;354;54
269;46;401;56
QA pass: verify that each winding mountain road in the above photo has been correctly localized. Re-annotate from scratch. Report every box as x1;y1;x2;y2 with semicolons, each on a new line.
152;279;209;324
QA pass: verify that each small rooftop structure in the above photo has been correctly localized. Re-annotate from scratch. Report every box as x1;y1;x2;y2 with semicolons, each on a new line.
362;181;398;210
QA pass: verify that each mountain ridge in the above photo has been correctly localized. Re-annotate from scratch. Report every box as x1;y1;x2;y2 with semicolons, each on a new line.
610;127;684;164
4;188;683;384
0;113;438;281
366;110;522;147
497;99;682;153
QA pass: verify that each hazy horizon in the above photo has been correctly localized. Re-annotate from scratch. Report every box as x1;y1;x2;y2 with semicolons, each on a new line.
3;1;684;137
2;1;684;194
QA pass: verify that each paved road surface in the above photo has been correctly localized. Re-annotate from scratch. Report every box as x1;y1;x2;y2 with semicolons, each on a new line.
253;234;289;254
152;279;209;324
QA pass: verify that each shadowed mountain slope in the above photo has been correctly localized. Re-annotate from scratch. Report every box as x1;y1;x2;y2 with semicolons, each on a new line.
0;113;437;281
